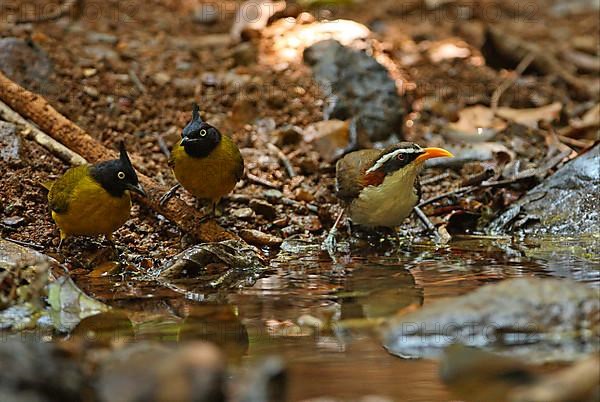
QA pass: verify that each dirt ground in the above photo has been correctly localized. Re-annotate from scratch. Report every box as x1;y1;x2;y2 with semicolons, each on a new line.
0;0;598;267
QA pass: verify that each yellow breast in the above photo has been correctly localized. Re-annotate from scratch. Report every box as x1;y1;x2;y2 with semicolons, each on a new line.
348;167;420;228
50;174;131;239
170;135;243;202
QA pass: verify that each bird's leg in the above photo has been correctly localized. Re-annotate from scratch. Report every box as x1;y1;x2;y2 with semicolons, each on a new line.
159;184;181;206
197;201;217;224
321;209;345;258
393;228;402;246
57;231;67;252
105;234;123;262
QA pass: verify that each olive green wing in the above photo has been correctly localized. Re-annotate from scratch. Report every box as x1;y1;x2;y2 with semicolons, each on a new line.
335;149;380;203
48;165;90;214
168;140;184;169
233;147;244;182
222;134;244;182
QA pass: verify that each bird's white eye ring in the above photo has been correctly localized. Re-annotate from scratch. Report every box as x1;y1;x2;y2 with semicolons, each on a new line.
117;171;126;179
396;153;405;160
200;129;207;136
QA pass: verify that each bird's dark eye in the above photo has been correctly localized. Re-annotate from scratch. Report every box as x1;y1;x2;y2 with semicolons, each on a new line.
117;171;125;179
396;153;405;161
199;129;207;137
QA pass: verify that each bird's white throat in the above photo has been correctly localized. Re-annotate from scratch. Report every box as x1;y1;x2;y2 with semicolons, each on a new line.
348;166;421;227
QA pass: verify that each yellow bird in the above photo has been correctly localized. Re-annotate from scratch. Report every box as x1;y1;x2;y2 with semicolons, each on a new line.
160;104;244;219
45;142;146;250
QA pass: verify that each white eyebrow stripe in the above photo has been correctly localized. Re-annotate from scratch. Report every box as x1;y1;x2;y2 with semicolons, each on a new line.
366;147;422;173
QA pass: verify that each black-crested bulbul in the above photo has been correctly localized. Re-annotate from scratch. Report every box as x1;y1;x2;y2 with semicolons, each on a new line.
160;104;244;218
45;142;146;249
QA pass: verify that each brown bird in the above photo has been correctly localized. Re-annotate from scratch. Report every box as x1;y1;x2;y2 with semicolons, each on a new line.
335;143;453;228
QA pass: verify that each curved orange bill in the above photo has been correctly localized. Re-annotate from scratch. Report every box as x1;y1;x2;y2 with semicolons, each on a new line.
415;147;454;164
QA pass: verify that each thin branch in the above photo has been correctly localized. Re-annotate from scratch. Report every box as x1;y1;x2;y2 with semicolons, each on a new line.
128;68;147;94
421;172;451;186
246;172;280;189
267;143;296;178
491;52;535;111
0;99;87;166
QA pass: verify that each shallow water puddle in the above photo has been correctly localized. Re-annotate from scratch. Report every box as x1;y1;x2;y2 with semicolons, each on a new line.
69;235;599;401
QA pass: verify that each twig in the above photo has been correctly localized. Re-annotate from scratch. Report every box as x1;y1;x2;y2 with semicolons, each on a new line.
557;135;594;149
4;238;44;250
421;172;451;186
246;172;280;189
0;99;87;166
413;206;437;233
128;68;147;94
488;26;593;99
491;52;535;111
267;143;296;178
417;186;476;208
0;70;237;243
280;197;319;213
418;150;573;208
155;133;170;158
15;0;78;24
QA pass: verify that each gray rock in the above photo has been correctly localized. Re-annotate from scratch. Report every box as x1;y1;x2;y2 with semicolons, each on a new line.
0;239;52;310
96;342;225;402
382;278;599;361
304;39;405;143
0;121;21;162
488;145;600;235
0;38;55;95
0;339;84;402
2;216;25;227
232;357;287;402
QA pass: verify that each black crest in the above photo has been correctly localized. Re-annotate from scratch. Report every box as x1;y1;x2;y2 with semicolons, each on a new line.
90;142;144;197
181;103;221;158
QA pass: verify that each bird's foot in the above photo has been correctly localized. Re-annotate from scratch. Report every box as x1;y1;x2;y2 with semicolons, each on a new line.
321;227;338;260
197;211;215;224
159;184;181;206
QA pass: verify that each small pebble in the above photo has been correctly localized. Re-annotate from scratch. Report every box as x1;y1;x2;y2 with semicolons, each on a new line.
83;85;99;98
2;216;25;227
263;189;283;200
232;207;255;220
83;68;97;77
152;72;171;86
249;199;277;219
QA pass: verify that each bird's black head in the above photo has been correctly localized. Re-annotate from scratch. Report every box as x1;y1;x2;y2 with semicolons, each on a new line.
181;103;221;158
366;143;426;176
366;142;454;178
90;142;146;198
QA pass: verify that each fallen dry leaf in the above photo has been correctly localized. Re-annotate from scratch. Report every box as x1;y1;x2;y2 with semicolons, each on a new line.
496;102;562;129
446;105;507;142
